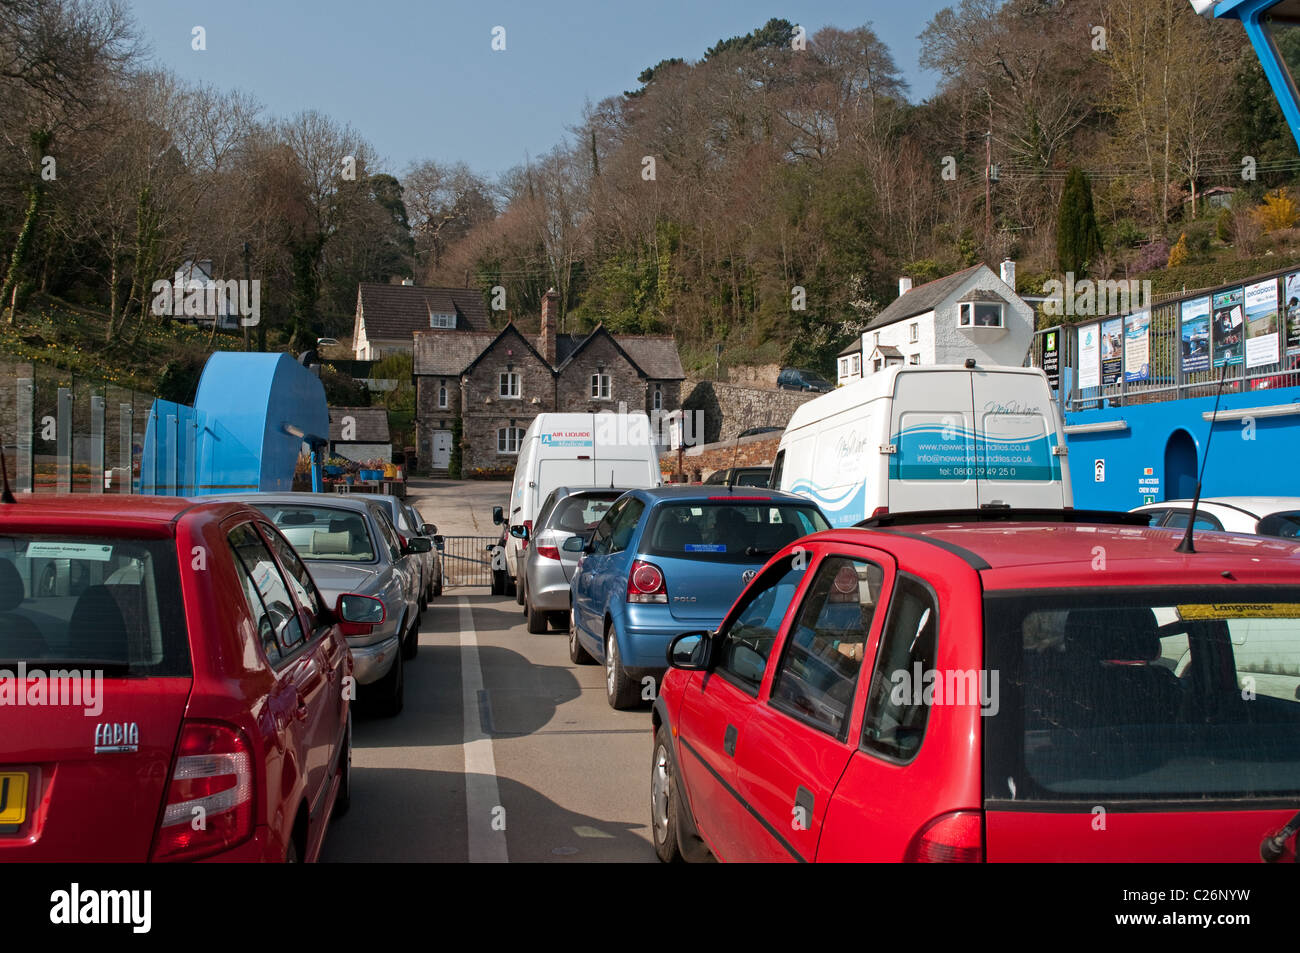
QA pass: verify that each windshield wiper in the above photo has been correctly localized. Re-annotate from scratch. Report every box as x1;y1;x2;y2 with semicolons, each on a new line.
745;546;777;557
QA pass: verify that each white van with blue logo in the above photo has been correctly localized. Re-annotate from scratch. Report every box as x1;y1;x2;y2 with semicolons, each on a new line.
773;365;1071;526
496;412;662;593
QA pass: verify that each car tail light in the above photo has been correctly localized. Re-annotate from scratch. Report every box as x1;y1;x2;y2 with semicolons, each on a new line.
870;506;889;519
904;811;984;863
536;544;561;560
522;519;533;550
627;559;667;603
151;721;255;862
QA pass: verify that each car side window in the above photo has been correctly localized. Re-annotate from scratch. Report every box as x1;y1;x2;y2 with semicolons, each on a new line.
536;491;560;531
260;522;325;627
1164;509;1222;532
370;507;402;561
861;574;939;763
609;498;646;554
770;557;885;739
227;522;305;663
714;557;804;695
1142;509;1169;527
590;498;627;556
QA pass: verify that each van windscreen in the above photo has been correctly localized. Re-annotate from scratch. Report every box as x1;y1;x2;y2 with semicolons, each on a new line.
983;588;1300;801
641;503;828;562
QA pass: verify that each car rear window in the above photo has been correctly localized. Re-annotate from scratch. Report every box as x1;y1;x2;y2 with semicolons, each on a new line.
548;493;620;534
254;505;376;561
1258;511;1300;538
0;535;189;675
984;588;1300;802
641;502;828;562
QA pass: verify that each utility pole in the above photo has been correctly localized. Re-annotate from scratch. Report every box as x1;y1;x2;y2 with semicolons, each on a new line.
984;131;992;247
242;241;252;352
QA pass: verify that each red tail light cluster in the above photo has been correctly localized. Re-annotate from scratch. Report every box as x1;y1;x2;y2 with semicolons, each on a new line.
904;811;983;862
627;560;667;603
151;721;255;862
522;519;533;550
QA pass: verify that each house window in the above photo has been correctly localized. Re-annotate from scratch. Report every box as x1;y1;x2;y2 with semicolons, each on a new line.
851;354;860;374
873;358;883;372
499;371;520;398
429;313;455;329
909;323;919;343
839;358;849;378
653;384;663;411
438;379;448;409
497;427;524;454
959;302;1004;328
873;332;880;347
909;354;919;365
591;373;611;400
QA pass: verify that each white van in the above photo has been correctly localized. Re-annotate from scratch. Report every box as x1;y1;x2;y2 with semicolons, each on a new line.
774;364;1071;526
492;412;662;594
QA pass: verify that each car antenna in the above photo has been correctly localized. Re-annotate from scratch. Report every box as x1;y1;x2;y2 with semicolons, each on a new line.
1175;363;1230;554
0;446;14;504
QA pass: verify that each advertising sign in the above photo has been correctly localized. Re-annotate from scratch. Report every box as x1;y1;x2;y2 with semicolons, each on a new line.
1244;278;1281;369
1101;317;1123;385
1042;330;1060;390
1181;295;1211;374
1212;287;1245;368
1124;310;1151;382
1284;272;1300;355
1077;323;1100;389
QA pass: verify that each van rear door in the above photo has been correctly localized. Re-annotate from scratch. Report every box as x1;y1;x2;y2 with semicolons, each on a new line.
888;370;979;512
970;371;1066;508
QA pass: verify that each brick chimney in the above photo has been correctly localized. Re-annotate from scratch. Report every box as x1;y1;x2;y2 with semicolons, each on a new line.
540;287;558;366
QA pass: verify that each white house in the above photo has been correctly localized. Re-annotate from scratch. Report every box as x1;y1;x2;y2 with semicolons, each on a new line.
856;260;1033;376
173;259;239;329
836;337;863;386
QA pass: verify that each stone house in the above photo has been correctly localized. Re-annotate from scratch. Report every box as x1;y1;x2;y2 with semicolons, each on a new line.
855;261;1033;377
412;289;686;473
351;281;489;360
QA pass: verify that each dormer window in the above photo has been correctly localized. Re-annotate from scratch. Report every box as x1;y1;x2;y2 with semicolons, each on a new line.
959;301;1003;328
429;312;455;329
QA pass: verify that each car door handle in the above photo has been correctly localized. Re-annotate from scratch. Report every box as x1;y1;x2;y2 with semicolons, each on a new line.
724;724;737;757
795;786;815;824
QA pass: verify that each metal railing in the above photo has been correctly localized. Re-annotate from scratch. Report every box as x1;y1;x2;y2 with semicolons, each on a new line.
1026;265;1300;412
437;535;500;588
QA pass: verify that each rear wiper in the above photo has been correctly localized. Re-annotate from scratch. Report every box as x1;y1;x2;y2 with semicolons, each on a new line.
1260;809;1300;862
745;547;777;557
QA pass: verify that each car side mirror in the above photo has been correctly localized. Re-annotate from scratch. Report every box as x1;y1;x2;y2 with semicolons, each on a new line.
407;536;433;553
423;523;437;535
667;631;713;670
336;593;385;636
509;524;529;540
492;506;504;525
561;535;586;553
433;534;444;549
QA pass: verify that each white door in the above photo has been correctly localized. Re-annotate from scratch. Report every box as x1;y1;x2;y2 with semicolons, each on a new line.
888;370;979;513
431;430;452;469
970;373;1066;508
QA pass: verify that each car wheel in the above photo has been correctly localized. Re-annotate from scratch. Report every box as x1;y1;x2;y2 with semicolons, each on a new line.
372;647;404;717
605;625;639;710
402;613;419;660
333;713;352;819
526;590;549;634
491;568;505;596
569;608;593;664
432;570;442;598
511;562;523;602
651;725;683;863
284;839;300;863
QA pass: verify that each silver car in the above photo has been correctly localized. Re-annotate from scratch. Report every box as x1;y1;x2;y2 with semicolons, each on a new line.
371;494;442;605
517;487;627;633
212;493;430;716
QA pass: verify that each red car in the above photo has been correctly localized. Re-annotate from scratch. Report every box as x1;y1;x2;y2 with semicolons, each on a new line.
0;495;377;862
652;509;1300;862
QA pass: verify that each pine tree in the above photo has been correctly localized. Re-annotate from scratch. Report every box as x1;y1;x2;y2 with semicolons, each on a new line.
1057;167;1102;277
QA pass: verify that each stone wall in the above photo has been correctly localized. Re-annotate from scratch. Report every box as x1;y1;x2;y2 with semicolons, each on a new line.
723;363;782;388
555;332;642;413
415;374;463;470
461;327;553;472
681;379;817;443
660;435;782;481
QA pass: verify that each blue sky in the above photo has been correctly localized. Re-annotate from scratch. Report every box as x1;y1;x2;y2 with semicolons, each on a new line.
126;1;952;179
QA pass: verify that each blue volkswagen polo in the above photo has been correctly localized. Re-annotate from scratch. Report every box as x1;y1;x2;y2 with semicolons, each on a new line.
566;485;829;708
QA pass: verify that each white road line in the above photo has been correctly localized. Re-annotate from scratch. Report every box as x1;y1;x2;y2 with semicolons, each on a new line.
459;597;508;863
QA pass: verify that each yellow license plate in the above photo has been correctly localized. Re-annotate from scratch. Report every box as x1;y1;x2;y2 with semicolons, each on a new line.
0;772;28;825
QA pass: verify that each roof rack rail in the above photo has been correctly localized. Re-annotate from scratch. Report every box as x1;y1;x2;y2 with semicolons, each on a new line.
855;508;1151;529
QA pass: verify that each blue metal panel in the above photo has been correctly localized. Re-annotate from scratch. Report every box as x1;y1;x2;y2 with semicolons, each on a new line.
1065;383;1300;508
1206;0;1300;152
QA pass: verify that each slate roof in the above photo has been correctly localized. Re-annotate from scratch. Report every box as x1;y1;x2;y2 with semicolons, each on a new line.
871;344;904;358
865;265;984;331
957;287;1011;305
838;338;863;357
618;336;686;379
329;406;390;443
358;283;489;339
412;331;499;376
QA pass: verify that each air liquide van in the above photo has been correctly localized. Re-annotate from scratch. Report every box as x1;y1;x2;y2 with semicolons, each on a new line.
774;364;1072;525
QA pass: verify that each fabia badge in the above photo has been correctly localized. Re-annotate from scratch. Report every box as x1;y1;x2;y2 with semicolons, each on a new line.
94;722;139;754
